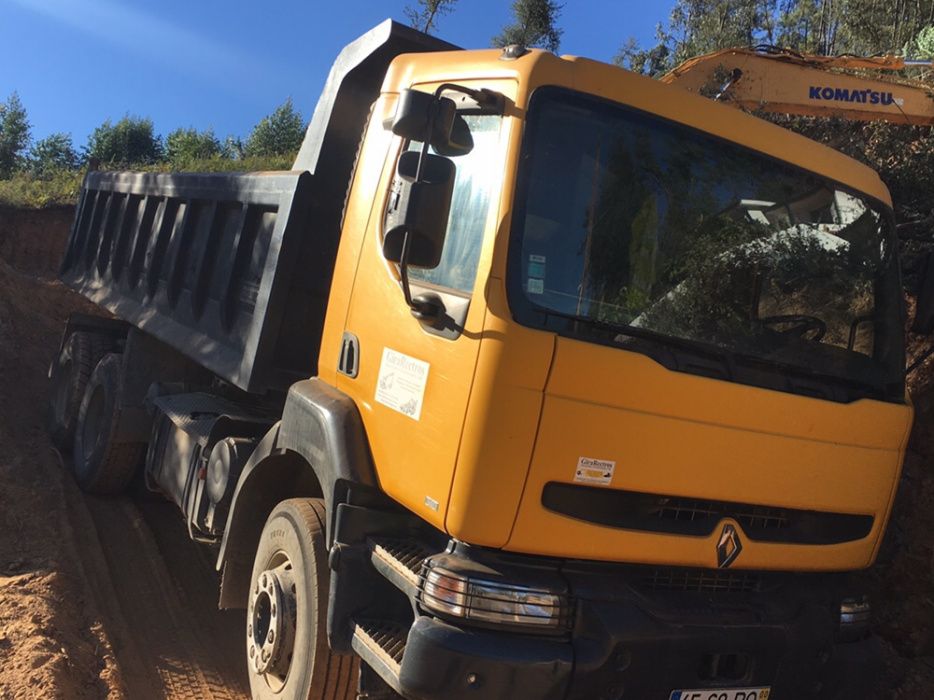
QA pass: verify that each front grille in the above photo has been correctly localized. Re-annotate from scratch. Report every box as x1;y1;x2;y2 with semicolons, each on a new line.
655;497;790;531
641;567;762;594
542;482;873;545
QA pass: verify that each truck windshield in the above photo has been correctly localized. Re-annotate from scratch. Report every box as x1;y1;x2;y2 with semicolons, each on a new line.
508;87;904;402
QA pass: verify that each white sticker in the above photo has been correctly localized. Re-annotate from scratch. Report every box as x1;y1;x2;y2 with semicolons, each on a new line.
574;457;615;485
527;278;544;295
375;348;430;421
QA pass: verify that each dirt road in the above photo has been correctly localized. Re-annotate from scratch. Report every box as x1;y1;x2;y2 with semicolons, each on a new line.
0;228;249;699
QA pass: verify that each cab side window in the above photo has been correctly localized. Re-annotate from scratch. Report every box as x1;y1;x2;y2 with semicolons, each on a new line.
407;114;504;294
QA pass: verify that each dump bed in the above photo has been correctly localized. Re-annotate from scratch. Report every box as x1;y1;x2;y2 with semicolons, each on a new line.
60;170;321;392
58;20;457;394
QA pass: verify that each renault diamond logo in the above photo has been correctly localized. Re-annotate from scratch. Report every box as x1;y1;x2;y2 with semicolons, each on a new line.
716;523;743;569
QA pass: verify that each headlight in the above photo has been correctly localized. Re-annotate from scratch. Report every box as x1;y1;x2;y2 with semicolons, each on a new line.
837;595;871;642
419;565;571;630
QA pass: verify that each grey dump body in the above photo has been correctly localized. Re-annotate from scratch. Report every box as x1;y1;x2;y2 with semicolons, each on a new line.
59;20;458;394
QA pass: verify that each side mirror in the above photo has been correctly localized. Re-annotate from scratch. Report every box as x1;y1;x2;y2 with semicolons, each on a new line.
385;89;473;157
383;151;455;268
913;251;934;334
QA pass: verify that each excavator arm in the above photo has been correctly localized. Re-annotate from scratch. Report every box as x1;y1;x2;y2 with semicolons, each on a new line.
662;47;934;125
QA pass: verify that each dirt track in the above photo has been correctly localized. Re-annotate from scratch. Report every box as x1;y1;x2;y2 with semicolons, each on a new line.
2;207;934;698
0;209;249;699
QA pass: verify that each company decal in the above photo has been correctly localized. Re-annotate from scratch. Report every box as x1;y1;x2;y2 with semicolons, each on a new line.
574;456;615;485
808;86;903;106
375;348;430;421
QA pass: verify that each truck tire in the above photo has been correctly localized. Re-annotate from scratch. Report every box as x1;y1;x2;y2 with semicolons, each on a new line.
247;498;358;700
72;353;144;494
48;331;106;450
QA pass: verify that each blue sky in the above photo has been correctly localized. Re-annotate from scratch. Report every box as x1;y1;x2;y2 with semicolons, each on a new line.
0;1;672;149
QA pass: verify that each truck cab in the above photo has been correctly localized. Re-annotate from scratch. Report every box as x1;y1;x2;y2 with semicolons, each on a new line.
50;21;914;700
320;43;910;699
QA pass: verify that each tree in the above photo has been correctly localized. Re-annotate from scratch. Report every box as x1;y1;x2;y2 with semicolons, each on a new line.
29;133;78;174
244;98;306;158
905;24;934;57
220;135;245;160
493;0;563;53
615;27;672;76
405;0;458;34
85;115;162;165
0;92;30;178
165;127;221;165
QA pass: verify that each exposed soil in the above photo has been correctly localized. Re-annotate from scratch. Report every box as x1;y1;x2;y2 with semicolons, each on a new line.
0;208;248;699
2;206;934;698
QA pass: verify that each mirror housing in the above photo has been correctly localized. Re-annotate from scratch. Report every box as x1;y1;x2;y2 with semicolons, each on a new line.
383;150;455;269
384;89;473;156
913;251;934;334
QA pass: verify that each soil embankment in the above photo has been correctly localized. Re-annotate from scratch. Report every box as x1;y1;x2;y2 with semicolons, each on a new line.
0;207;248;699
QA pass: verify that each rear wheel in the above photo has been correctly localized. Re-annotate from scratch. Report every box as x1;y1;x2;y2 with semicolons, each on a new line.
72;353;144;494
247;498;358;700
48;331;106;450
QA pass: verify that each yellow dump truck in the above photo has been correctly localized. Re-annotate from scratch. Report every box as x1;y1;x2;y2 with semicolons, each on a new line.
47;19;923;700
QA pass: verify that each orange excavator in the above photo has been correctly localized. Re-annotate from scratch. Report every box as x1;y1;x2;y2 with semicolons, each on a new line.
664;46;934;357
662;45;934;126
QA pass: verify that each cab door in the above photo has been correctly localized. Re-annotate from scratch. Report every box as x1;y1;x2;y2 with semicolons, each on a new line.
335;81;511;530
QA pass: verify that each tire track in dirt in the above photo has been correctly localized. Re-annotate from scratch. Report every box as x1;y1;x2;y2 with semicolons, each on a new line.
57;449;249;700
0;218;248;700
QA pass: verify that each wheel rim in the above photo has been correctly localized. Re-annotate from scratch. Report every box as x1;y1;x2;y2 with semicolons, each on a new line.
80;384;105;465
248;552;298;691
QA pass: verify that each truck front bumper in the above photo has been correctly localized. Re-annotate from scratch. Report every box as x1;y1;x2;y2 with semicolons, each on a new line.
395;567;879;700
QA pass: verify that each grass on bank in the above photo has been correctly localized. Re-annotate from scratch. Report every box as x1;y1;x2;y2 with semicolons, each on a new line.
0;154;297;209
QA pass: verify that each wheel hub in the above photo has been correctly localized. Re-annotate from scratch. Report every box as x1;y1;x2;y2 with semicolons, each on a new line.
248;563;297;681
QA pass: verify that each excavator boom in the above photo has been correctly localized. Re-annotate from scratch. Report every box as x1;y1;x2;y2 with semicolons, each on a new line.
663;47;934;125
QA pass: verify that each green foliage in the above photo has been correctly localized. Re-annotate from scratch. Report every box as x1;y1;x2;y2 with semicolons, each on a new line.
0;91;301;208
0;169;84;208
29;133;78;174
85;115;162;166
244;98;305;158
0;154;292;209
492;0;563;53
621;1;934;75
165;127;221;167
405;0;458;33
0;92;31;178
906;24;934;58
614;28;672;76
220;135;245;160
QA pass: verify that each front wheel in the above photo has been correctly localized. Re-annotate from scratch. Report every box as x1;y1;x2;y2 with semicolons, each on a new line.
247;498;358;700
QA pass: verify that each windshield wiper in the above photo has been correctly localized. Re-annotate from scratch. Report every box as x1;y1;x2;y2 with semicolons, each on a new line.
539;307;887;399
538;308;737;367
731;352;883;394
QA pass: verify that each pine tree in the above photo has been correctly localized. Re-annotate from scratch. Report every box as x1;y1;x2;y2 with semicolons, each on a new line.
492;0;563;53
405;0;458;34
165;127;221;166
29;133;78;174
244;98;306;158
0;92;30;178
85;115;162;166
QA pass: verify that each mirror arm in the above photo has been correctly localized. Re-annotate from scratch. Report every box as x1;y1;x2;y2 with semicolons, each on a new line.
398;231;445;323
399;231;416;309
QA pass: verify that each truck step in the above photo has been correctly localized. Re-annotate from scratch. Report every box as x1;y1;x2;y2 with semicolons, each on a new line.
351;619;408;694
367;537;434;598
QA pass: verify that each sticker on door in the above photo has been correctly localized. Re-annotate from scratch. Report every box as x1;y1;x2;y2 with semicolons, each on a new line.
574;457;615;485
375;348;430;421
